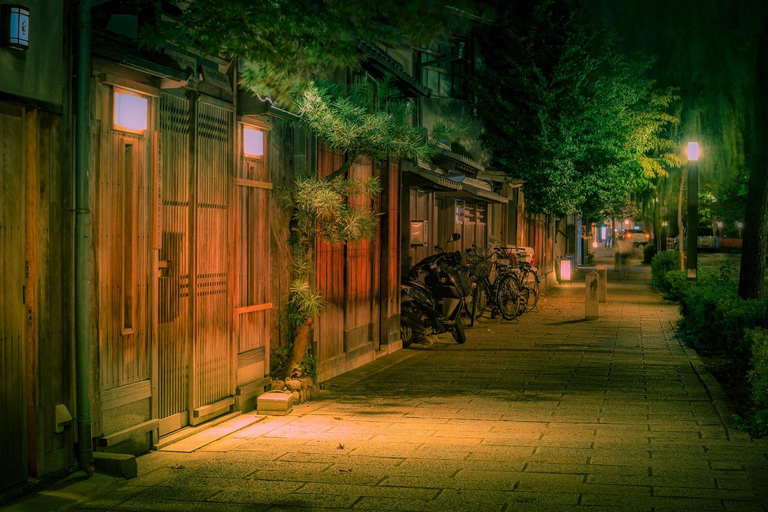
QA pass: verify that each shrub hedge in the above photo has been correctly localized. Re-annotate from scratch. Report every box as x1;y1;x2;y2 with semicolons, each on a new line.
650;251;680;292
652;255;768;437
642;243;657;264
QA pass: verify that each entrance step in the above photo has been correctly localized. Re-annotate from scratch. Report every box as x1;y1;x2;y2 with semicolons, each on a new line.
156;412;264;452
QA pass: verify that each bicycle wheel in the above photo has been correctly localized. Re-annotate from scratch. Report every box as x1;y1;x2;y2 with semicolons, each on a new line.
472;282;488;320
497;274;522;321
517;286;529;316
525;271;540;311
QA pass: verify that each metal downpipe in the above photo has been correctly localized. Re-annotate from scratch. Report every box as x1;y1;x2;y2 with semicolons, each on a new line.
75;0;94;476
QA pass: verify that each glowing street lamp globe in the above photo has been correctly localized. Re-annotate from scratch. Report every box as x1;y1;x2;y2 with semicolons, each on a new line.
686;141;701;161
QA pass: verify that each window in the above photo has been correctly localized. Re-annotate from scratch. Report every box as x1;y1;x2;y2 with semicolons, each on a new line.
113;90;148;133
420;38;470;99
121;141;136;334
243;126;264;158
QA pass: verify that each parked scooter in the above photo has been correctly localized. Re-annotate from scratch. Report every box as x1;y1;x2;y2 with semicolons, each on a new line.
400;233;468;347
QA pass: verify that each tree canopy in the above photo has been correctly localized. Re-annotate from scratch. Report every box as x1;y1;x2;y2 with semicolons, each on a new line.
473;0;682;218
145;0;473;103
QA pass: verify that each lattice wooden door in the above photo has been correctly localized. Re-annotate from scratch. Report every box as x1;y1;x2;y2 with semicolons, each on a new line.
157;92;192;434
192;100;233;417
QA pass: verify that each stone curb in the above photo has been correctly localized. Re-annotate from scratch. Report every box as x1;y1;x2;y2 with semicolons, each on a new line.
672;320;752;442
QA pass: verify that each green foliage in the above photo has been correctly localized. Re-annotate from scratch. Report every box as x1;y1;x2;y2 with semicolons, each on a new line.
270;346;291;376
143;0;473;104
650;250;679;289
270;344;318;381
663;270;689;301
733;410;768;439
642;243;657;264
678;283;765;357
301;353;318;382
473;0;682;217
746;328;768;409
296;78;442;165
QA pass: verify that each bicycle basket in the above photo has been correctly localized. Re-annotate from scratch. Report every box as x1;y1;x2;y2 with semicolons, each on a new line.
466;255;492;278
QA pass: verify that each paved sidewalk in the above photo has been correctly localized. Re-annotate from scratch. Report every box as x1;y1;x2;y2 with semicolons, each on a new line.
5;273;768;511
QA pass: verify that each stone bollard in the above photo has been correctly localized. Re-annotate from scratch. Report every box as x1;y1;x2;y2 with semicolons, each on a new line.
596;266;607;303
585;270;599;319
614;250;621;271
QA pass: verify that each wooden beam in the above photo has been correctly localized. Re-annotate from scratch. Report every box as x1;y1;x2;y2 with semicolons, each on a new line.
234;178;273;190
234;302;272;315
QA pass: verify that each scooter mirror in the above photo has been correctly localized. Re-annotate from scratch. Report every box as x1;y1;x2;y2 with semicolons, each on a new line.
451;233;461;241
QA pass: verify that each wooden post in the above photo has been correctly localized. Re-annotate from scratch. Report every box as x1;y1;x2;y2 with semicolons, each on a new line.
596;266;607;303
585;271;599;319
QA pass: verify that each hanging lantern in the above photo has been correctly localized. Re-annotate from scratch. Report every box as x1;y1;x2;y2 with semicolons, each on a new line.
1;5;29;50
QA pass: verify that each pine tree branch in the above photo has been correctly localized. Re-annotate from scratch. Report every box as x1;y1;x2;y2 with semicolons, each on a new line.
324;151;360;181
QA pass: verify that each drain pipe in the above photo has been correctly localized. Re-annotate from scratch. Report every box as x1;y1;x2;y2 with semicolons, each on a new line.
75;0;95;475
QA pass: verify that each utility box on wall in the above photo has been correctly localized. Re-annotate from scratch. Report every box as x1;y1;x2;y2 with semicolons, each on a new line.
410;220;429;247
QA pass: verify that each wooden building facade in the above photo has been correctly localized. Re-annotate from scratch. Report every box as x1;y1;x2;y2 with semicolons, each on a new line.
86;32;274;451
1;0;76;491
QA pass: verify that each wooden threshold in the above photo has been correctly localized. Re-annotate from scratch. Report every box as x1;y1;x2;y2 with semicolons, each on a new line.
99;419;159;447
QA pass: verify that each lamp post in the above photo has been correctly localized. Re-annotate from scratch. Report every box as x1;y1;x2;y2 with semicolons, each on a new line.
686;142;700;280
737;222;743;238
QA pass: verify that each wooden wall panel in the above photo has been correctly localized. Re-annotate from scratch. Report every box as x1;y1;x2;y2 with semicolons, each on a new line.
34;110;74;476
95;84;152;395
235;126;272;385
0;103;27;490
193;101;232;409
158;92;191;423
316;145;345;364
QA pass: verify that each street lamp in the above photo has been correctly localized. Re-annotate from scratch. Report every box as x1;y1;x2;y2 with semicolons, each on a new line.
737;222;743;238
686;142;700;280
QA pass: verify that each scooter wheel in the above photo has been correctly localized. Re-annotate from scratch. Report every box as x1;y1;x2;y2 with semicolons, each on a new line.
451;316;467;344
401;323;415;348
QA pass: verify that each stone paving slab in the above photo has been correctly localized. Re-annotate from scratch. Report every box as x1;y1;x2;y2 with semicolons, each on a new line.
5;271;768;511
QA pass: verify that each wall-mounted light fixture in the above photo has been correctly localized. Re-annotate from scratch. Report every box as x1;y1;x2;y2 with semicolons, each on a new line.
113;90;148;132
1;5;30;50
243;126;264;158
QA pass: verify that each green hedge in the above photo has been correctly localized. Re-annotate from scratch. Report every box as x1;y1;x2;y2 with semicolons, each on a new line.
679;284;766;357
650;251;680;292
746;328;768;409
642;243;657;264
735;328;768;438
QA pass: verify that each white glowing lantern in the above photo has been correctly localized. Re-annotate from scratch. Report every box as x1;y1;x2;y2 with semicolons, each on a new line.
686;141;700;161
243;127;264;158
113;91;148;132
560;259;571;281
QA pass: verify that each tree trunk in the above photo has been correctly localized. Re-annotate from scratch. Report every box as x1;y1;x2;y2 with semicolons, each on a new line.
739;3;768;301
280;318;312;380
678;167;686;271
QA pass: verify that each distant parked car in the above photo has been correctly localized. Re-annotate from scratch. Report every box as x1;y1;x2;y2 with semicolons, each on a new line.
621;228;651;247
674;226;717;251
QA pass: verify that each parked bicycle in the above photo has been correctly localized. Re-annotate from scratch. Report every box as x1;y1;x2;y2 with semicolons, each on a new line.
465;245;527;322
511;260;540;311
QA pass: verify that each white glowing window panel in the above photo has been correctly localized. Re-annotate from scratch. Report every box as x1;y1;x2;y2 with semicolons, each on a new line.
243;127;264;157
113;91;148;132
